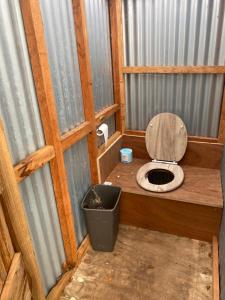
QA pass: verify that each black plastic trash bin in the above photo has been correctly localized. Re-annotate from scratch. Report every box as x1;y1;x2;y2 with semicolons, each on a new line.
82;184;121;251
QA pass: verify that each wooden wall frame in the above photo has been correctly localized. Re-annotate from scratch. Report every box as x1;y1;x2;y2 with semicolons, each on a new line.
72;0;99;184
0;122;45;300
109;0;126;134
19;0;77;267
123;66;225;74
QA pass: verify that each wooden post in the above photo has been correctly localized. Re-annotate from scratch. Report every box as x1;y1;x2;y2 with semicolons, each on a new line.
72;0;99;184
109;0;126;133
218;85;225;143
19;0;77;266
0;122;45;300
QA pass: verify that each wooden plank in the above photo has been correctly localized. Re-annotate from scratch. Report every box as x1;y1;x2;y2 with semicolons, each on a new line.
19;0;77;266
124;130;219;143
0;123;45;300
14;146;55;182
109;0;125;133
72;0;99;183
123;66;225;74
98;131;121;156
0;201;14;275
119;192;221;242
122;134;223;169
47;235;90;300
107;158;223;208
0;253;31;300
97;135;122;183
213;236;220;300
61;121;92;152
95;104;119;126
218;86;225;143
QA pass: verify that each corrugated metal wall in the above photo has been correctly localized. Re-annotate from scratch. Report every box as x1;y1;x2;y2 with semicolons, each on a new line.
123;0;225;137
40;0;84;134
20;165;66;293
123;0;225;66
64;138;91;246
0;0;65;294
84;0;115;113
125;74;224;137
0;0;45;164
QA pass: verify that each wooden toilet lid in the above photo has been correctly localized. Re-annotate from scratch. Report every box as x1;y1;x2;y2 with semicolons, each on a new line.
145;113;187;162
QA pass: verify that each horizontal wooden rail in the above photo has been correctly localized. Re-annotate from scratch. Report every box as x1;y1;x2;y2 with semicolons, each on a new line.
14;146;55;182
95;104;120;126
124;130;219;144
122;66;225;74
61;121;92;152
98;131;121;157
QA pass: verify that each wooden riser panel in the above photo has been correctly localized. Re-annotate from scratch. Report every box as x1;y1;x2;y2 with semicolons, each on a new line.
120;192;222;242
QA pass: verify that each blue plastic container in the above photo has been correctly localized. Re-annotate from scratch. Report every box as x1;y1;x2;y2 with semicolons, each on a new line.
120;148;133;163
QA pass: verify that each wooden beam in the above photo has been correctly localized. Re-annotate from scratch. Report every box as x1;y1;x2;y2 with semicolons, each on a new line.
95;104;119;127
72;0;99;184
98;131;121;157
218;85;225;143
0;122;45;300
47;235;90;300
0;201;14;275
213;236;219;300
122;134;223;169
14;145;55;182
0;253;32;300
124;130;219;144
61;121;92;152
109;0;126;133
19;0;77;266
123;66;225;74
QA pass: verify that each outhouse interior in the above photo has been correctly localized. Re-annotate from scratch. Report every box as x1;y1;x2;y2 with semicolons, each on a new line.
0;0;225;299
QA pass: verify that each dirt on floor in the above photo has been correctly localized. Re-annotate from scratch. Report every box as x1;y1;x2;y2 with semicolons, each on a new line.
60;225;212;300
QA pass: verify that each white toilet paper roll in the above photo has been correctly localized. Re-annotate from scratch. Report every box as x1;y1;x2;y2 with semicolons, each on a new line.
96;123;108;144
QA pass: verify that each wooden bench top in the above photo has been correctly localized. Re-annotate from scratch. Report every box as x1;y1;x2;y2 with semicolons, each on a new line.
107;158;223;208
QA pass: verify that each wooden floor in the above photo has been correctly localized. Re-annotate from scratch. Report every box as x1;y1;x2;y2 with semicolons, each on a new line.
60;225;212;300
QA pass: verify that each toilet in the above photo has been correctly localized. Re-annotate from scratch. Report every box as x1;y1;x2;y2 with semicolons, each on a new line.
136;113;188;193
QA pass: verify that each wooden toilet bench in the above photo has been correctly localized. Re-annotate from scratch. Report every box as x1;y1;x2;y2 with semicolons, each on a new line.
98;134;223;242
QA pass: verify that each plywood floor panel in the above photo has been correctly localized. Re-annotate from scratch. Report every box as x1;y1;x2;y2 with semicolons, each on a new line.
60;225;212;300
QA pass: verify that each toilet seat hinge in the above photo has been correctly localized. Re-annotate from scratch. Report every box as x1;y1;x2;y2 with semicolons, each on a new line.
152;159;177;165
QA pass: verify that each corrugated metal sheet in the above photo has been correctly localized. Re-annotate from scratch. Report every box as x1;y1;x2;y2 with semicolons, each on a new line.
0;1;66;294
125;74;224;137
123;0;225;137
20;165;66;293
0;0;45;164
40;0;84;134
220;145;225;300
64;138;91;246
85;0;114;112
123;0;225;66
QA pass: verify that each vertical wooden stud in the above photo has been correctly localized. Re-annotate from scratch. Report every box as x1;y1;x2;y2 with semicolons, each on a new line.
109;0;126;133
218;85;225;143
0;122;45;300
72;0;99;183
19;0;77;267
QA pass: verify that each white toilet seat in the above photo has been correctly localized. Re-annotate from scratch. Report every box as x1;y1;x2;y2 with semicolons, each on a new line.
136;113;187;193
136;161;184;193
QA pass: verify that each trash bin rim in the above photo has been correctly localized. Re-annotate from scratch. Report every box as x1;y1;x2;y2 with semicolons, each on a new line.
81;184;122;212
